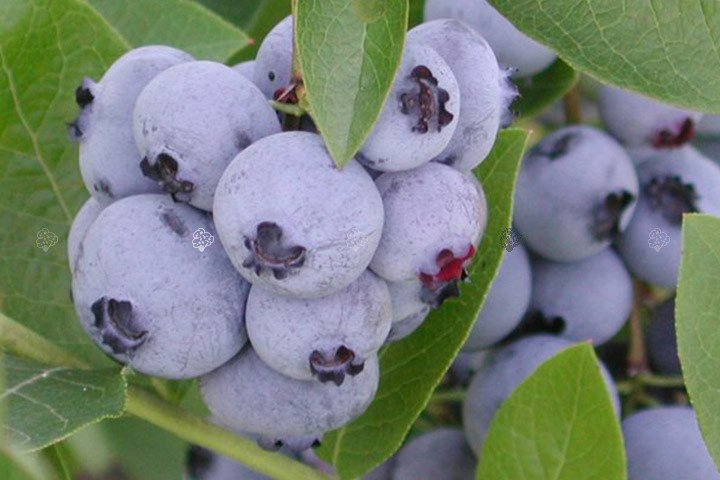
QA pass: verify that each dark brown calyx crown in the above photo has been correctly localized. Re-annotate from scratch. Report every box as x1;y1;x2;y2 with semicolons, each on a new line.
243;222;306;280
399;65;454;134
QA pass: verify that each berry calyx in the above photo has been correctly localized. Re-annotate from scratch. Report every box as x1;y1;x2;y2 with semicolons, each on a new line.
645;175;699;224
309;346;364;386
652;117;696;148
243;222;306;280
418;245;476;303
140;153;194;201
91;297;147;355
592;190;635;240
400;65;454;134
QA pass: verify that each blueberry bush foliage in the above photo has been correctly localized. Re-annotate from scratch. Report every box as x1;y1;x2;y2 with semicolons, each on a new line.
1;0;719;479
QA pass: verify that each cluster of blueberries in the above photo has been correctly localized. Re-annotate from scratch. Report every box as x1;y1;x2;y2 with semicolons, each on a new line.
66;1;720;479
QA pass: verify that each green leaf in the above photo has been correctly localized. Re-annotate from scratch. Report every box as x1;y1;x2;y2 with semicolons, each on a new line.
88;0;250;62
1;355;125;452
513;59;578;119
477;343;626;480
198;0;292;63
676;214;720;472
295;0;408;167
318;129;529;479
408;0;425;28
99;418;188;480
0;0;128;363
492;0;720;112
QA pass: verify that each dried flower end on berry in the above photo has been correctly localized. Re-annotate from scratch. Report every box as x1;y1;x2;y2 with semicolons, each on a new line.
243;222;306;280
399;65;454;134
309;346;365;386
645;175;699;224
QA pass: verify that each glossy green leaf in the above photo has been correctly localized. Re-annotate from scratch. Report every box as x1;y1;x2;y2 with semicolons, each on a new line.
198;0;292;64
1;355;125;452
492;0;720;112
295;0;408;167
318;129;529;479
676;214;720;472
89;0;250;62
477;343;627;480
513;59;578;119
408;0;425;28
0;0;127;363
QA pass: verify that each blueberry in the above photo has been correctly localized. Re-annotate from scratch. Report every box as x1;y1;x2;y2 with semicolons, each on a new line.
358;39;460;172
253;16;293;100
232;60;256;81
72;194;249;378
246;271;392;384
74;46;194;205
133;61;280;211
623;407;720;480
370;163;487;302
185;445;270;480
599;85;703;149
200;348;379;445
462;335;619;456
618;147;720;287
392;429;476;480
462;242;532;351
213;132;384;299
385;280;431;342
646;298;681;375
408;19;517;171
514;125;639;262
529;248;633;345
424;0;556;78
67;197;104;273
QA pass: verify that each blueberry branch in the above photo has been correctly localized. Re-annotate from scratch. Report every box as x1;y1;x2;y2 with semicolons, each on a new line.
563;84;582;124
0;312;330;480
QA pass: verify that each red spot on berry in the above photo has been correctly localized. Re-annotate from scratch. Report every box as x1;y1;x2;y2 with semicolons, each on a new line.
418;245;476;292
652;117;696;148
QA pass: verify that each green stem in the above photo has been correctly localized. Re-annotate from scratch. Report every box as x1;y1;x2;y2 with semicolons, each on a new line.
125;386;329;480
429;389;466;403
0;314;330;480
270;100;306;117
44;444;72;480
0;312;86;368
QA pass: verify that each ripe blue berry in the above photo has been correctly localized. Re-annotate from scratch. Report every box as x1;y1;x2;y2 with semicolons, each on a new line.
200;348;379;447
253;16;293;100
246;271;392;385
133;61;280;211
213;132;384;299
463;242;532;351
392;428;476;480
618;147;720;287
599;85;702;149
424;0;556;78
408;19;517;171
371;162;487;302
646;298;681;375
529;248;633;345
514;125;639;262
74;46;194;204
623;407;720;480
359;39;460;172
72;194;249;378
67;197;103;273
